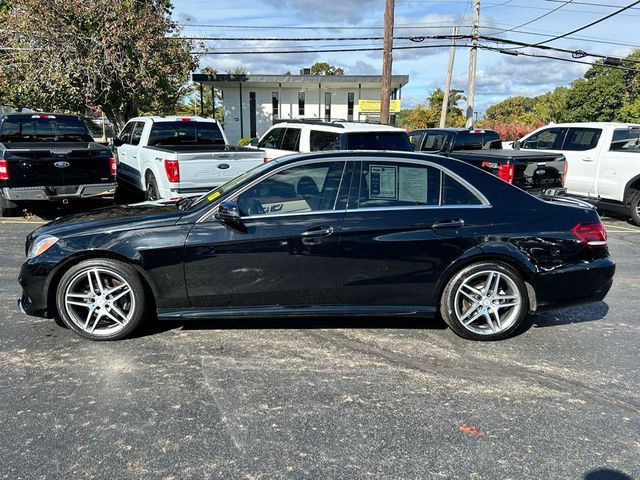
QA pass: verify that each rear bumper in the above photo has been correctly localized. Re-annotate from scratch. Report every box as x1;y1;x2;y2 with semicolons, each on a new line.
2;183;117;201
534;257;615;310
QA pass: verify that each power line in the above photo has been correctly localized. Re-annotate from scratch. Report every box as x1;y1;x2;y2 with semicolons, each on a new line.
534;0;640;45
491;0;575;34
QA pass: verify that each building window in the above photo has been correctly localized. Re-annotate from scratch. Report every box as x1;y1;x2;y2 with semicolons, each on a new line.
272;92;279;119
298;92;305;116
391;88;398;100
324;92;331;121
347;92;354;121
249;92;257;138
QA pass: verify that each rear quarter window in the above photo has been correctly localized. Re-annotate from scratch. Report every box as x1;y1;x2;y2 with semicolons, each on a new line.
345;132;412;151
562;128;602;151
309;130;340;151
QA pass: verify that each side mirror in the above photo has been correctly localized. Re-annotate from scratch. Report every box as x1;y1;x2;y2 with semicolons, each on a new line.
112;137;124;147
512;140;522;150
215;201;245;230
250;138;259;147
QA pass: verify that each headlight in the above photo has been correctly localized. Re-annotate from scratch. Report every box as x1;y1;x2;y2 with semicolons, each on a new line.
27;235;59;259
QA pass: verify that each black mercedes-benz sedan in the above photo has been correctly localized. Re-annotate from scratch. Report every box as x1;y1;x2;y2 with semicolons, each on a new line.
18;151;615;341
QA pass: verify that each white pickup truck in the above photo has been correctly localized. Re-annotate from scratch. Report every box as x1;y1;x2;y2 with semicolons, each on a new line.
509;122;640;224
115;116;266;200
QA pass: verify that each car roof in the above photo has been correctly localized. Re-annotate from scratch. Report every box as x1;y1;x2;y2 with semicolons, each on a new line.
272;121;406;133
128;116;219;123
2;112;80;118
542;122;640;128
411;128;499;134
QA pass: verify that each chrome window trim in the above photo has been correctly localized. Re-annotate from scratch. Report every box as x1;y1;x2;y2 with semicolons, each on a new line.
197;158;348;223
197;155;491;223
238;209;346;221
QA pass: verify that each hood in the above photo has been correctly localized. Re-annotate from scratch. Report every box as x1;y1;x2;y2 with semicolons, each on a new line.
32;201;186;239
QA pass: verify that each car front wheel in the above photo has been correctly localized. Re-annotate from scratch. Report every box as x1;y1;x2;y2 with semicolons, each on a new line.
55;259;147;340
440;262;529;341
629;191;640;226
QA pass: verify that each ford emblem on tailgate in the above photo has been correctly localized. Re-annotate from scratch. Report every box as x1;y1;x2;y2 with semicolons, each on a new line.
218;163;230;170
54;161;70;169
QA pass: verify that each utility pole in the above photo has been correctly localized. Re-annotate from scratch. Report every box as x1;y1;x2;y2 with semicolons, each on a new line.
465;0;480;128
439;26;459;128
380;0;395;125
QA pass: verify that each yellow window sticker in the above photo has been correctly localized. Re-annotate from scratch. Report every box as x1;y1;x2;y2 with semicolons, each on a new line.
207;191;221;201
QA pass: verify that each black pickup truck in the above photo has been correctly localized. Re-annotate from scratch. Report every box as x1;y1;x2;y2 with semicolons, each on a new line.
408;128;567;195
0;113;117;216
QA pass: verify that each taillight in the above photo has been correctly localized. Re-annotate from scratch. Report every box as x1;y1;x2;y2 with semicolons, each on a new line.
164;160;180;183
109;157;117;177
562;161;568;185
497;163;514;184
263;157;269;164
0;159;8;180
572;222;607;246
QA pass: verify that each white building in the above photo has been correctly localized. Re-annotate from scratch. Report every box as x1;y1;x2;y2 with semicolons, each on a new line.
191;71;409;145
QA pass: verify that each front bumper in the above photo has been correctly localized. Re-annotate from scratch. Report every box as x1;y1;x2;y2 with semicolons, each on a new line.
18;260;57;318
2;183;117;201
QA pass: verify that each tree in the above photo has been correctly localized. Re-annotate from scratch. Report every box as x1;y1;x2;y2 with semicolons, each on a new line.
0;0;197;130
534;87;569;123
485;96;537;123
400;89;464;129
310;62;345;76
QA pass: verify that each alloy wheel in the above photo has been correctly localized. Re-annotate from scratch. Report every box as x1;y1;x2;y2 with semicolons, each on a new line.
63;267;135;336
453;270;523;336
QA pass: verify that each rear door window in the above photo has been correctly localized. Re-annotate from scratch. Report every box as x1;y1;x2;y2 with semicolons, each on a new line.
609;128;640;152
407;131;423;150
280;128;301;151
421;133;449;152
309;130;340;151
345;132;413;151
562;128;602;151
259;127;285;149
522;127;567;150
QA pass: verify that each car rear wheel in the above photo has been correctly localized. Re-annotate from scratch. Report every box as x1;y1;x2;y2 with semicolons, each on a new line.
629;191;640;226
440;262;529;341
55;259;147;341
0;196;20;217
145;173;159;201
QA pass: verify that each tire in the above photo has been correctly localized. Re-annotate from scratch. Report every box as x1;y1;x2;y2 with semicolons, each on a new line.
55;258;147;341
0;196;20;217
440;261;529;341
145;173;159;201
629;192;640;226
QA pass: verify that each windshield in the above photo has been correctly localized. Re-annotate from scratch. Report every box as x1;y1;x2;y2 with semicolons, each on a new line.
0;115;93;142
187;161;273;210
345;132;413;151
148;121;225;146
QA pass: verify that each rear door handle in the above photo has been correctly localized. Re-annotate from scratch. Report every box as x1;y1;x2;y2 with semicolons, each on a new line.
300;226;334;237
432;218;465;229
582;157;595;162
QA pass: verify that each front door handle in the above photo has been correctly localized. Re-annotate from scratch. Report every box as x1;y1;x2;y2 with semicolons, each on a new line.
582;157;595;162
300;226;334;237
432;218;465;229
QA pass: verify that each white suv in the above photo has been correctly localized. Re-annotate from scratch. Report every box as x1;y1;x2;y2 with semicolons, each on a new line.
253;120;413;161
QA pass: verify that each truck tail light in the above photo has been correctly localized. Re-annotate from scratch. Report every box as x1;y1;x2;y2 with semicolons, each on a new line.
164;160;180;183
109;157;117;177
0;159;8;180
571;222;607;246
562;161;568;185
497;163;514;184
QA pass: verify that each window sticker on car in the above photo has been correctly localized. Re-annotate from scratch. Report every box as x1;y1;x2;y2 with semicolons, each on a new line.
399;167;428;203
207;191;221;201
369;165;397;199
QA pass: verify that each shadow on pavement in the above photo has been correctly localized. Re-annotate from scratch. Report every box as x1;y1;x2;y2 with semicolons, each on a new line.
137;315;449;339
584;468;634;480
528;301;609;329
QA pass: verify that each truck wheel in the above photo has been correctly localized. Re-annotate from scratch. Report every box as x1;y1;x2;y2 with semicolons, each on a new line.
440;262;529;341
55;258;147;341
0;196;20;217
629;192;640;226
145;173;159;201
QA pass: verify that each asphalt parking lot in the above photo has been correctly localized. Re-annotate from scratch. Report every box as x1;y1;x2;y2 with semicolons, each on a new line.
0;209;638;480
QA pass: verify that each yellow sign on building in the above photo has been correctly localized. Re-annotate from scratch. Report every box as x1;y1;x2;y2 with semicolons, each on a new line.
358;99;401;113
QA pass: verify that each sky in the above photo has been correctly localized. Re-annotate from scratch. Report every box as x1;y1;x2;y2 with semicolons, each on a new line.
171;0;640;114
